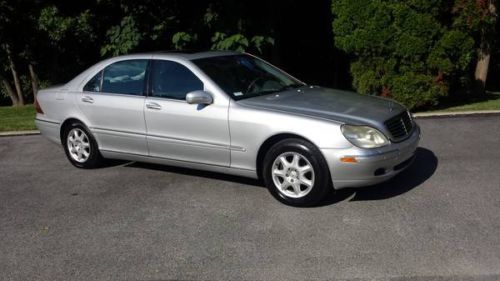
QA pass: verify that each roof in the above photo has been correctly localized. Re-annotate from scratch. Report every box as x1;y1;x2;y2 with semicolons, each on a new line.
164;50;242;60
116;50;242;61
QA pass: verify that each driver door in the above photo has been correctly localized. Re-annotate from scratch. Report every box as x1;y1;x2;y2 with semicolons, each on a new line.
144;60;230;167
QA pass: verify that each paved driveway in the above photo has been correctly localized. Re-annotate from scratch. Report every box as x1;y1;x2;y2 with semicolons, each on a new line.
1;116;499;280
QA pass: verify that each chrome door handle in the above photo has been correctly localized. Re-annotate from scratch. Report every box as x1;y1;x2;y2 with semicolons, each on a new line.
81;96;94;103
146;102;162;110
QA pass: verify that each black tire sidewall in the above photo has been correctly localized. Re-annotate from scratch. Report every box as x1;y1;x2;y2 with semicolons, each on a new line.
62;122;102;169
263;138;331;207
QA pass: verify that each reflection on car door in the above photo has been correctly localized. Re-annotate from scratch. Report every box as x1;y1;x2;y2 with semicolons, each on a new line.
78;59;148;155
144;59;230;167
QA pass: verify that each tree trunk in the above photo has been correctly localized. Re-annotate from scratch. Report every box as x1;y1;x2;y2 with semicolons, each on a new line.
473;0;496;95
6;46;24;105
474;49;490;95
0;74;19;106
28;64;38;99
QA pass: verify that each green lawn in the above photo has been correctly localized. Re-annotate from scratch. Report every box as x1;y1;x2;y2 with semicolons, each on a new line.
421;92;500;113
0;105;36;132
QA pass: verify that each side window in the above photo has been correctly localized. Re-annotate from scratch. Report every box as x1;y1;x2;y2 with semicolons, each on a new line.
151;60;203;100
102;60;148;95
83;71;102;92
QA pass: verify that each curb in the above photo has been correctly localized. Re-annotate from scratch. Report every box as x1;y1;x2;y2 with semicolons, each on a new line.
414;110;500;118
0;130;40;137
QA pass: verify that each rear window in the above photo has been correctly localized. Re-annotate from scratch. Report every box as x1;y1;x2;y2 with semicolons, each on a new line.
83;71;102;92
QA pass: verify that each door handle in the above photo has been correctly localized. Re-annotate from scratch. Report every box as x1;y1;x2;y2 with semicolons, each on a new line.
81;96;94;103
146;102;162;110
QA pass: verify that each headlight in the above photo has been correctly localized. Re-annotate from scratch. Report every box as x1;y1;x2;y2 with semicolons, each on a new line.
341;125;389;148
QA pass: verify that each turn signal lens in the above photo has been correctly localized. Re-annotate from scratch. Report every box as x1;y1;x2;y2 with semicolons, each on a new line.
340;156;358;163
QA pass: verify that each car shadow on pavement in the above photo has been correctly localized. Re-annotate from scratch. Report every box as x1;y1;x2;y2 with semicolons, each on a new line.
321;147;438;205
124;162;264;187
118;147;437;205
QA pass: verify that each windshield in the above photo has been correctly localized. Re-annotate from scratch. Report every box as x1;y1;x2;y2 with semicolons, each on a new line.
192;54;304;100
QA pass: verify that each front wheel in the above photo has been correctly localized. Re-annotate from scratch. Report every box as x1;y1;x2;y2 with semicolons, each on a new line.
62;122;104;169
263;138;331;206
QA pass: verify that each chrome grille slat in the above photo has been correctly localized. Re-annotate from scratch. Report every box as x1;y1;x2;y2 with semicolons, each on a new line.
384;111;413;141
387;123;404;130
389;126;406;134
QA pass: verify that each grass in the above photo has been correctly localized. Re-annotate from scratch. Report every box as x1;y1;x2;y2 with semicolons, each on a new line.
0;104;36;132
421;92;500;113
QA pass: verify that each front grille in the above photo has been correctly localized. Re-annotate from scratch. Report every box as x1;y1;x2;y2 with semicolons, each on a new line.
384;111;413;141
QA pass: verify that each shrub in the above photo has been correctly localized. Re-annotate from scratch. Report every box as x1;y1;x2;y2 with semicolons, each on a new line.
332;0;475;110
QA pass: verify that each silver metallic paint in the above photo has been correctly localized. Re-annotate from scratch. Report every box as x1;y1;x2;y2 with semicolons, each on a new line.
35;51;420;189
185;90;214;105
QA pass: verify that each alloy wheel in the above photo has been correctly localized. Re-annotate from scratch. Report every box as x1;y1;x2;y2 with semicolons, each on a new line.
66;128;91;163
271;152;315;198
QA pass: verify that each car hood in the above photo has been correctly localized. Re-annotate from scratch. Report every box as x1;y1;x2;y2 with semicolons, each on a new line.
236;86;406;130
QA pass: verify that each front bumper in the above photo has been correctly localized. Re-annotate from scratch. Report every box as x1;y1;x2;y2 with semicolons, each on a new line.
321;124;421;189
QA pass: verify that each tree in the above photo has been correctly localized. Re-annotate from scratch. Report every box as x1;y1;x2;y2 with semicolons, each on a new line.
171;1;274;53
332;0;476;109
97;0;178;57
0;1;49;106
453;0;497;94
0;1;24;106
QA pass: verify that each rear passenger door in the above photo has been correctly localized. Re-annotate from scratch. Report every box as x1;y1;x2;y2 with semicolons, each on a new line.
144;59;230;166
78;59;149;155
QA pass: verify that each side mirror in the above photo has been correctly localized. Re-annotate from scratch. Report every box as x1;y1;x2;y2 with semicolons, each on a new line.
186;90;213;105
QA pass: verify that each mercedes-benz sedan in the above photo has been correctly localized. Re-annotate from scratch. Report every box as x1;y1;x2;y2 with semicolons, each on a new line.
35;51;420;206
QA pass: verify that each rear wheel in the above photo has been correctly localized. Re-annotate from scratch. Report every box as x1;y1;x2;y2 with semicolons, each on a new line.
263;138;331;206
62;122;103;168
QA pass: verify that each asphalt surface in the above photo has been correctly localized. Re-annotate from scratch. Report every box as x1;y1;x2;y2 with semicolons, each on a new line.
1;116;500;281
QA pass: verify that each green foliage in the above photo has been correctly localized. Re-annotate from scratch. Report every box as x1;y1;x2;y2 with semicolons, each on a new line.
203;5;219;28
0;1;279;106
38;6;95;43
390;72;444;109
173;4;275;54
210;33;274;53
453;0;497;42
332;0;476;109
251;36;275;53
101;16;142;57
427;30;475;74
211;33;249;52
172;32;198;50
37;1;275;59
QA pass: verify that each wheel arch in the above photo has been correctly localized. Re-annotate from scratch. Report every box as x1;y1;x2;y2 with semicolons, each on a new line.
256;133;317;180
59;118;90;144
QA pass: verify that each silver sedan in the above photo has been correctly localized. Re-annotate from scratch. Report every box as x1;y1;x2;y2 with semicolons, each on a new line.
35;51;420;206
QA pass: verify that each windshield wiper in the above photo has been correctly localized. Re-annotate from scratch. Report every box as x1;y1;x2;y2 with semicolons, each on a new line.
237;83;306;100
257;84;306;95
275;83;306;92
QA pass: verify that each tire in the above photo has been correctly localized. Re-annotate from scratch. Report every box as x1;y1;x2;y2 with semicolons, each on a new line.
62;122;104;169
262;138;331;207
